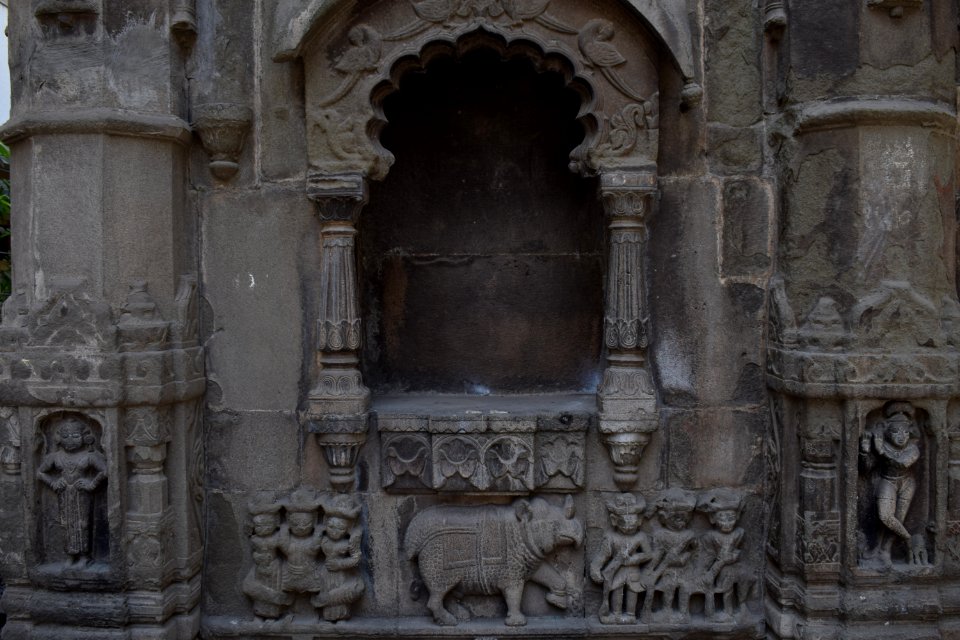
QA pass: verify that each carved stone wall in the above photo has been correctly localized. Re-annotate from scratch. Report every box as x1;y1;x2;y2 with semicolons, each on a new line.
0;1;957;639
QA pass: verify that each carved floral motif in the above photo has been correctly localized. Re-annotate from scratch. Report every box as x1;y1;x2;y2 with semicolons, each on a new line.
385;0;576;40
593;99;659;161
381;423;585;493
536;433;584;489
797;512;840;566
0;406;21;475
433;434;534;491
382;434;430;490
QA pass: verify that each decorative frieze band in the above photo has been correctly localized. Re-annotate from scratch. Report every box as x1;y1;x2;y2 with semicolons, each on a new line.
378;410;589;494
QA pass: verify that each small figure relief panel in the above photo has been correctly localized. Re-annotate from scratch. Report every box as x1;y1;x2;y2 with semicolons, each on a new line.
947;400;960;570
858;401;935;571
589;489;757;625
243;488;365;622
35;412;109;568
403;496;584;627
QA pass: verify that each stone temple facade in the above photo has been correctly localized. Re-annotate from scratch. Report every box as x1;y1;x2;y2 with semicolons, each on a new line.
0;0;958;638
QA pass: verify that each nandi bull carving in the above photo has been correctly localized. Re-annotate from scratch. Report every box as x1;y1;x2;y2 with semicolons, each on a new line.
404;496;583;626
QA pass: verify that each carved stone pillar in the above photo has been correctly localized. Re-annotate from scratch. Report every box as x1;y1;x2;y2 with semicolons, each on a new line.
765;3;960;636
304;174;370;491
0;3;203;637
597;172;658;490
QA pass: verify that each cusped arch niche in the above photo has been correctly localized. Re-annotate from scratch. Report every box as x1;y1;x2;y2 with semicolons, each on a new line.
273;0;700;492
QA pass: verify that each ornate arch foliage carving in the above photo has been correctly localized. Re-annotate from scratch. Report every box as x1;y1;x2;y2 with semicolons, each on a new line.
274;0;685;180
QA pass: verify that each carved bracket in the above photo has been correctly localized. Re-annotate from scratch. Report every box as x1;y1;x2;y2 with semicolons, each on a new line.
866;0;923;18
171;0;198;50
764;0;788;38
34;0;99;38
306;418;368;492
192;103;253;181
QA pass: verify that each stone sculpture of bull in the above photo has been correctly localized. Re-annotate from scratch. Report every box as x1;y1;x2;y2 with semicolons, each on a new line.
404;495;583;626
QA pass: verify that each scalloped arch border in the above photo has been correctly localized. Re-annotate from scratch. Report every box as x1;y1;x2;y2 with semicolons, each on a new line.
274;0;697;83
364;29;604;178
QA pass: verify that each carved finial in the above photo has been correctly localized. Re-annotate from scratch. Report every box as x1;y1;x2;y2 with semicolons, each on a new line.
34;0;99;38
119;280;158;325
192;103;254;181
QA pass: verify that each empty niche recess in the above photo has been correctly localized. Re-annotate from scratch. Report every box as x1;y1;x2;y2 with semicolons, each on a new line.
360;47;604;398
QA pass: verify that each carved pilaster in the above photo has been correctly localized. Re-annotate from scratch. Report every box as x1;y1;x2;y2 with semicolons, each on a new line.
123;406;173;585
0;407;22;475
597;172;658;490
796;404;842;575
305;175;370;491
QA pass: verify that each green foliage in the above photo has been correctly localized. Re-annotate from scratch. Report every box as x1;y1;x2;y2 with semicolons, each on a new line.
0;141;9;302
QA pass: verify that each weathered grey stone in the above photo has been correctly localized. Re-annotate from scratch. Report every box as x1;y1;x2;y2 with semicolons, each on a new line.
200;186;310;412
704;0;761;128
650;178;767;408
720;178;773;278
2;0;959;638
204;410;300;492
665;408;767;490
707;124;763;175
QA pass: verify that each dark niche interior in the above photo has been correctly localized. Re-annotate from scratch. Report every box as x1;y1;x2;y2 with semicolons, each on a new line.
361;48;604;395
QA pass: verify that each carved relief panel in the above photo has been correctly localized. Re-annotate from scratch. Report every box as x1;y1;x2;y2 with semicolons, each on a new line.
857;401;936;570
379;410;588;494
243;488;365;623
275;0;695;180
34;411;111;571
589;489;758;626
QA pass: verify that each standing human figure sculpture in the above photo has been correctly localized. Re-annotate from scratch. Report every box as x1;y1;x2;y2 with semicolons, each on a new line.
313;494;365;622
859;401;926;567
242;499;293;619
696;489;752;620
278;489;324;596
643;489;697;622
590;493;652;624
37;415;107;567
